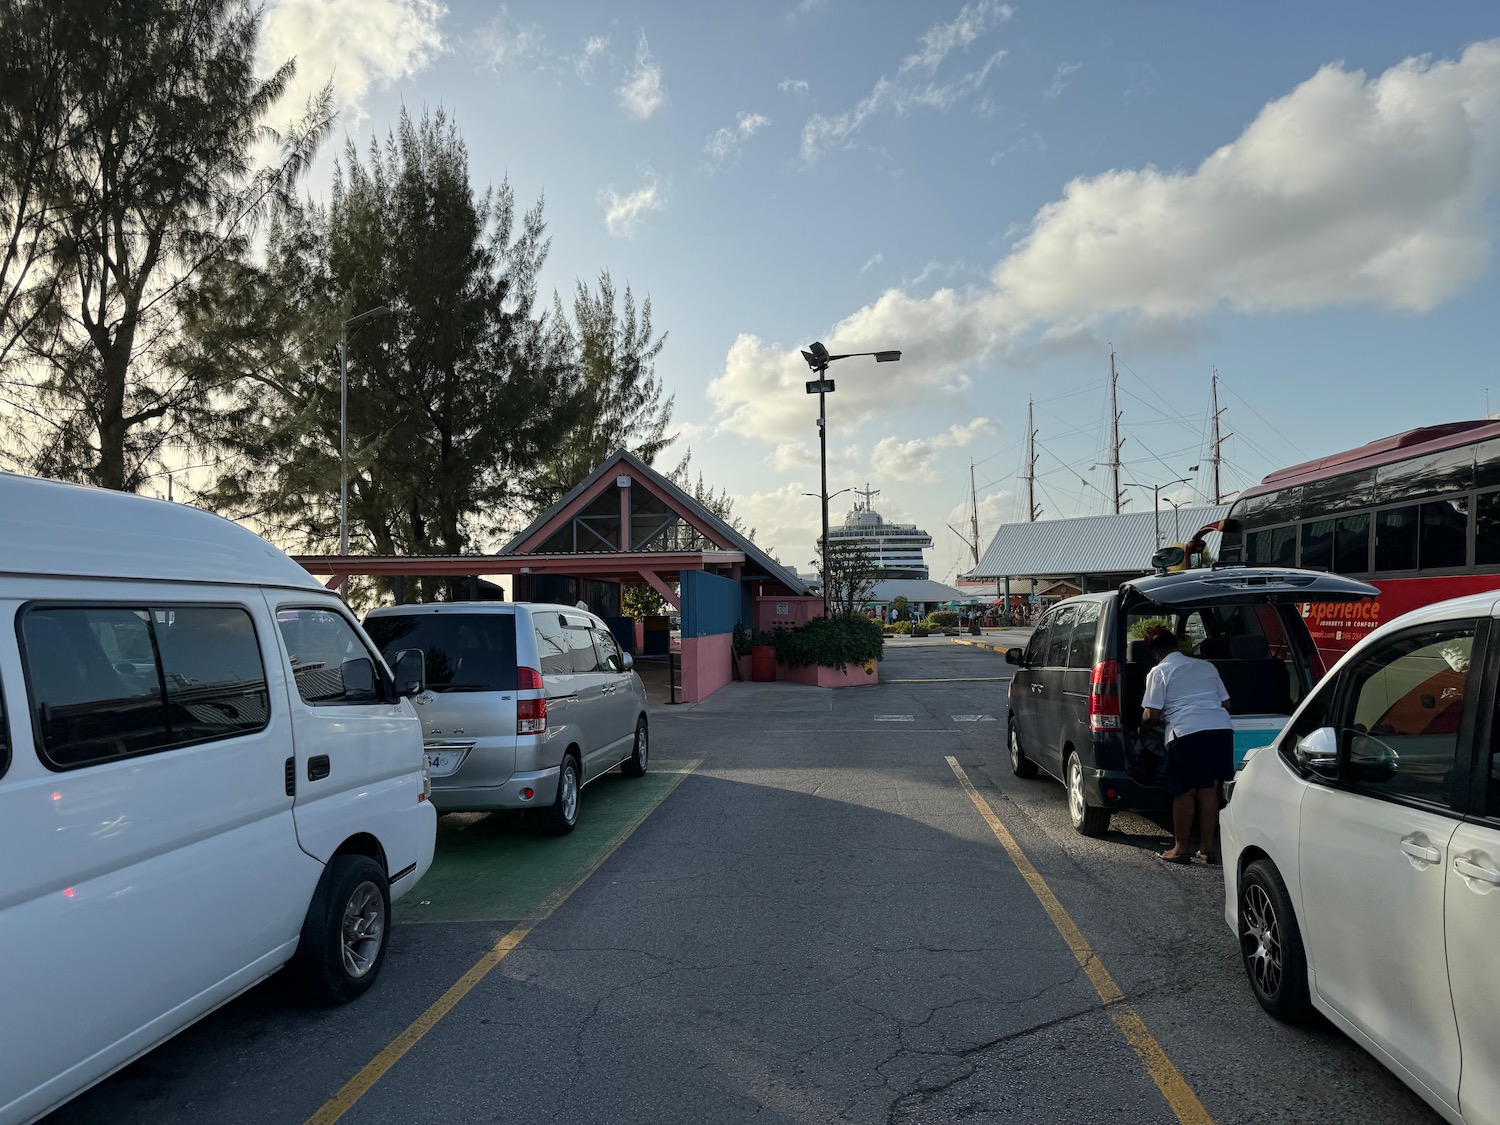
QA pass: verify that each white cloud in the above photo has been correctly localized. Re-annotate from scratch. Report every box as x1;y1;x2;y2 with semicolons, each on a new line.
800;0;1012;161
1042;61;1082;99
872;436;942;483
576;34;609;79
705;112;771;168
939;418;997;447
619;33;666;119
773;442;818;471
601;169;665;237
262;0;445;123
779;77;810;96
787;0;827;21
860;252;885;274
475;6;543;70
715;41;1500;443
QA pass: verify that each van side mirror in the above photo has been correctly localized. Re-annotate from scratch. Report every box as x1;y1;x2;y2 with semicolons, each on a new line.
341;656;379;702
1005;647;1023;666
620;651;634;672
392;649;426;698
1346;731;1398;785
1293;726;1339;780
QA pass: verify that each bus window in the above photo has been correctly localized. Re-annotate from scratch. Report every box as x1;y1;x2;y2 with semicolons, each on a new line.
1375;507;1419;572
1419;497;1468;570
1376;445;1475;504
1247;526;1295;567
1334;513;1371;574
1477;492;1500;566
1300;520;1334;570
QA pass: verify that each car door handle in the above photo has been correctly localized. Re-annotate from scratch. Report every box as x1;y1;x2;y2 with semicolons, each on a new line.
1399;837;1441;865
308;755;331;782
601;684;616;695
1454;855;1500;886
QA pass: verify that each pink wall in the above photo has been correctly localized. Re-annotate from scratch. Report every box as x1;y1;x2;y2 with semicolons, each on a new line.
780;661;880;688
680;632;734;703
754;595;823;631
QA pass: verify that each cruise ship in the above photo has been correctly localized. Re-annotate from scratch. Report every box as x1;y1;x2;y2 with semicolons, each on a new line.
827;486;934;579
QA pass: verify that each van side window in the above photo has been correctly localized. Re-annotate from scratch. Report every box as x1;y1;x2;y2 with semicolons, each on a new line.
276;608;377;705
1023;615;1052;666
531;612;573;676
0;671;9;777
593;628;625;673
1338;623;1475;809
1067;604;1100;668
1045;607;1076;668
21;604;269;769
563;618;603;673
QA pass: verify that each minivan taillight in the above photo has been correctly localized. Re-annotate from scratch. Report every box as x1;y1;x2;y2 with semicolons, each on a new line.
1089;660;1121;732
517;666;544;691
517;697;547;735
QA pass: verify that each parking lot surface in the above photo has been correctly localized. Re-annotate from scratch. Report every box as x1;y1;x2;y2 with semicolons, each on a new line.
47;640;1439;1124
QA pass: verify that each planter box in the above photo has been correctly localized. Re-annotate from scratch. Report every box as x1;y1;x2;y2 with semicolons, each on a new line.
779;660;879;688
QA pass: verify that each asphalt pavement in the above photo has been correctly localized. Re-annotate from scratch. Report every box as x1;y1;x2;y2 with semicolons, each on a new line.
46;639;1439;1125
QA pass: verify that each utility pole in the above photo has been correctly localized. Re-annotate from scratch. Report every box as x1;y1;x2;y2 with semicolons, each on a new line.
1109;346;1125;514
969;460;980;568
1025;398;1042;522
1209;369;1232;505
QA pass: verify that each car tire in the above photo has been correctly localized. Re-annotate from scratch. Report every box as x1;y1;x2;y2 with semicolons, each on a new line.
1066;750;1111;836
1239;859;1313;1024
621;717;648;778
292;854;390;1006
541;753;581;836
1009;715;1038;779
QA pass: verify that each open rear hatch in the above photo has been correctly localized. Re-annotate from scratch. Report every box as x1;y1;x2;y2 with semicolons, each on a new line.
1121;567;1378;610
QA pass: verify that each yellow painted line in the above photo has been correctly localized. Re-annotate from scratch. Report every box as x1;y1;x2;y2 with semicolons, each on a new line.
945;757;1213;1125
304;758;702;1125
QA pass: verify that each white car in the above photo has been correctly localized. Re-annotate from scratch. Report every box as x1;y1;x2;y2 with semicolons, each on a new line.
1221;590;1500;1125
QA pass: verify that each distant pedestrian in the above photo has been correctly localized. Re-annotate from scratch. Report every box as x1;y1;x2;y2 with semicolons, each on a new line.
1141;628;1233;864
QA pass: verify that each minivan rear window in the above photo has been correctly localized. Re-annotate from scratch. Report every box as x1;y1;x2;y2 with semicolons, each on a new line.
365;613;518;692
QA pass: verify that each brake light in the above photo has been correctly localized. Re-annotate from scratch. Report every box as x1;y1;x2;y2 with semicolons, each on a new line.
517;697;547;735
1089;659;1121;731
517;666;544;691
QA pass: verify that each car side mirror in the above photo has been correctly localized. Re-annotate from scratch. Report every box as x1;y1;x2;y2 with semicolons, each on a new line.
392;649;426;698
1293;726;1339;780
341;656;380;702
620;651;634;672
1151;546;1186;574
1005;647;1023;666
1346;731;1399;784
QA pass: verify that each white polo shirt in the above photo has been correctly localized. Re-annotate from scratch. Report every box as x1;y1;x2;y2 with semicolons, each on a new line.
1141;650;1232;742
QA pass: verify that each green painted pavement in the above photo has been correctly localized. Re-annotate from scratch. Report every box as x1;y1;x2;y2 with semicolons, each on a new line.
401;760;697;924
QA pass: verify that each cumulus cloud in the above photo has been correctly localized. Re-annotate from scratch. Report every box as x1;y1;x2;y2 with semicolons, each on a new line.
779;77;810;96
773;442;818;472
619;33;666;119
705;112;771;168
801;0;1012;161
262;0;445;123
714;40;1500;443
1042;61;1082;99
940;418;997;447
872;437;943;483
601;169;665;237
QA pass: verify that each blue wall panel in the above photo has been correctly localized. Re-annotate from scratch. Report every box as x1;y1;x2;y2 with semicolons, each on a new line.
681;570;740;638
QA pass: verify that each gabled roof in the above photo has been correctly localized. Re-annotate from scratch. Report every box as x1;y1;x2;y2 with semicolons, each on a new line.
501;448;810;595
963;506;1229;581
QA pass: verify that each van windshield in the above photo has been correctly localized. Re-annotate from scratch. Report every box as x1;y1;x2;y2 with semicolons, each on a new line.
365;613;518;692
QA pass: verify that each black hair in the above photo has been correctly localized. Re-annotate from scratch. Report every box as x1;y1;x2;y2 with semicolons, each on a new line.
1149;628;1179;654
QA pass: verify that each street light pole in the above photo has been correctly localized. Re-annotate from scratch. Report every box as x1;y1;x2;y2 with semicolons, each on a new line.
801;342;902;615
336;305;390;589
1124;475;1193;548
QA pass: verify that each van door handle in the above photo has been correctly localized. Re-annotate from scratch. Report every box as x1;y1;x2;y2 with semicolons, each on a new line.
1454;855;1500;886
308;755;331;782
1399;836;1441;865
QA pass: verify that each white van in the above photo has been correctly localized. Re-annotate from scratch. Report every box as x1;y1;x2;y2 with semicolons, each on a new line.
0;474;437;1125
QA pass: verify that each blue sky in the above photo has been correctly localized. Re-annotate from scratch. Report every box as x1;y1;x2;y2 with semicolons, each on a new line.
261;1;1500;580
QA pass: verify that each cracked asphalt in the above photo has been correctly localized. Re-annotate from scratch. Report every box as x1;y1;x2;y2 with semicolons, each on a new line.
45;639;1440;1124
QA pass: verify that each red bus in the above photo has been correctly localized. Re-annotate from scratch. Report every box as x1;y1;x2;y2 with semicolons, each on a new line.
1204;420;1500;662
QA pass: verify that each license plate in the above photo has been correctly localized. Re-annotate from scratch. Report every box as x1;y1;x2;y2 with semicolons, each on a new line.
425;751;463;777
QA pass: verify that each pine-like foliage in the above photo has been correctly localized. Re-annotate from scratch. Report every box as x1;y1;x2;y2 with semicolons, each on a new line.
0;0;330;488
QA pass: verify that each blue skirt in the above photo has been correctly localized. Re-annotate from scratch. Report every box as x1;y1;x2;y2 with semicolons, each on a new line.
1164;728;1234;795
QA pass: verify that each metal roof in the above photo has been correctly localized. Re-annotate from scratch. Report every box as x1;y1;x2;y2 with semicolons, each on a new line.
866;578;973;603
962;506;1229;581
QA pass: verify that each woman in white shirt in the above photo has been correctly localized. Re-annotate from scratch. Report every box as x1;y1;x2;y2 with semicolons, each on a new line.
1140;628;1233;864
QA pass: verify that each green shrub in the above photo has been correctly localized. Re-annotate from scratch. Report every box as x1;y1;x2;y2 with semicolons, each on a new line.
732;621;752;657
1127;616;1173;641
913;627;931;638
771;613;884;670
927;610;959;628
891;620;912;635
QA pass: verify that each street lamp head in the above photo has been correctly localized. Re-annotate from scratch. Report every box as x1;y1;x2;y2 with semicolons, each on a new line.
874;350;901;363
808;341;829;362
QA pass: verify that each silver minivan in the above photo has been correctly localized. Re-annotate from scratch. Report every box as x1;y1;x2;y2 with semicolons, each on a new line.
364;602;650;834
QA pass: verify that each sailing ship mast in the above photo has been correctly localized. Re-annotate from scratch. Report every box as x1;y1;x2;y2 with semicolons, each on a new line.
1109;346;1124;514
1209;370;1232;505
